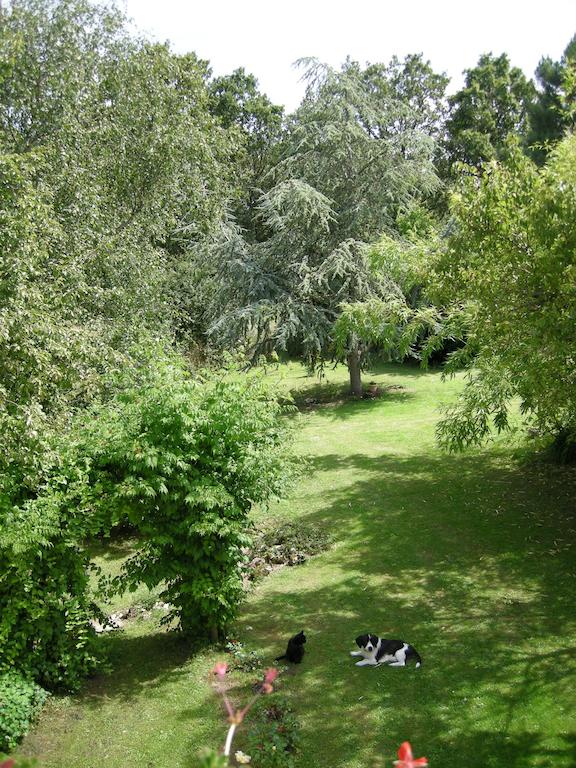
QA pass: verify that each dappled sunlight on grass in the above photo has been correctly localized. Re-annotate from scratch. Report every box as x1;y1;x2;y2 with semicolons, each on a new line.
236;364;576;768
21;362;576;768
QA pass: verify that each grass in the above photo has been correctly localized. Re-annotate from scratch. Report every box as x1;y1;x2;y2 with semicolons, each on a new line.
20;361;576;768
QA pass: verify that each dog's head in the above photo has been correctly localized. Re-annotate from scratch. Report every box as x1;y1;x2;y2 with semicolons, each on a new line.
355;633;379;652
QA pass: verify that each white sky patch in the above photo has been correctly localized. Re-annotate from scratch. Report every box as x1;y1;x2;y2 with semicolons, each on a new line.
125;0;576;111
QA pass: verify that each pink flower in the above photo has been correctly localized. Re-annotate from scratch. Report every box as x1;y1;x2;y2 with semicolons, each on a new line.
0;760;16;768
264;668;278;684
261;666;278;694
213;662;228;678
394;741;428;768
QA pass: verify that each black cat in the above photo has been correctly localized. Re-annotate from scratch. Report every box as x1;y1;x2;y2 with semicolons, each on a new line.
275;630;306;663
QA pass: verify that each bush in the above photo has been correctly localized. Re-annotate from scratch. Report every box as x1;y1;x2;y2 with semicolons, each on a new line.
0;672;48;752
225;640;264;673
0;500;102;690
53;353;297;639
1;350;295;693
241;694;301;768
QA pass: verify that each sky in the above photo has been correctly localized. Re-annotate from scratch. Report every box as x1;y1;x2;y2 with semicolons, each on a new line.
125;0;576;112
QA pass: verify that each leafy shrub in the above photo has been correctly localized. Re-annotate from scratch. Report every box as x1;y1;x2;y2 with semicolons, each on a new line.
225;640;264;673
54;353;297;639
241;694;301;768
1;350;295;692
0;502;102;690
0;672;48;752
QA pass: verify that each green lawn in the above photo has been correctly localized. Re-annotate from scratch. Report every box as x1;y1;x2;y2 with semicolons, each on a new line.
21;362;576;768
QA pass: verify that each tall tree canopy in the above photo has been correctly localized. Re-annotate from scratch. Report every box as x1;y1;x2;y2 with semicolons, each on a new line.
527;34;576;164
208;67;284;238
444;53;535;170
0;0;236;504
204;58;441;394
362;53;449;140
275;57;440;242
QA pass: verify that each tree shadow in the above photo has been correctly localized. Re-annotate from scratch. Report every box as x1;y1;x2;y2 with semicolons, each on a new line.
77;630;194;707
290;381;415;421
434;729;576;768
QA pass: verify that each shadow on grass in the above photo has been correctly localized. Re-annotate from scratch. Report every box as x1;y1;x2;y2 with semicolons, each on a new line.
78;630;194;707
87;535;141;564
434;729;576;768
290;381;414;419
237;450;576;767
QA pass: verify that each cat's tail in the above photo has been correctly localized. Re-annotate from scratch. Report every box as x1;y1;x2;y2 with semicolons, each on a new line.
408;646;422;668
274;654;287;662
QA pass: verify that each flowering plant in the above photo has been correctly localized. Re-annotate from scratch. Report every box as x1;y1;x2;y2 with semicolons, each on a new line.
210;662;279;761
394;741;428;767
202;663;427;768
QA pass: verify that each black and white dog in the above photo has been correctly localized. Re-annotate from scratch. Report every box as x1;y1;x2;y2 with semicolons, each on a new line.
351;633;422;668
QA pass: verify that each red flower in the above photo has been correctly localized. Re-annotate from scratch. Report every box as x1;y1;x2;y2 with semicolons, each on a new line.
0;760;16;768
394;741;428;768
213;662;228;678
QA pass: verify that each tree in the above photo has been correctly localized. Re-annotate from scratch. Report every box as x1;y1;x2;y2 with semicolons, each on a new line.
362;53;449;139
205;177;407;397
208;67;284;239
424;134;576;453
444;53;535;170
0;0;127;152
527;34;576;164
275;58;440;243
0;0;236;504
205;58;439;395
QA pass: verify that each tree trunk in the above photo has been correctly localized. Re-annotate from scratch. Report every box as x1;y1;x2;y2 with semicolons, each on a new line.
347;347;363;397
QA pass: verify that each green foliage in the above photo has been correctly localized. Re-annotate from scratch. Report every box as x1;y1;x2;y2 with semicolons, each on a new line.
0;0;127;152
204;56;442;394
208;67;284;237
241;694;301;768
333;296;413;361
0;672;48;752
527;34;576;164
429;133;576;449
196;751;229;768
0;0;237;510
0;151;63;506
205;181;403;395
368;225;436;306
0;0;238;507
277;57;440;242
0;502;101;690
225;640;264;673
444;53;535;170
361;53;448;139
54;353;296;636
